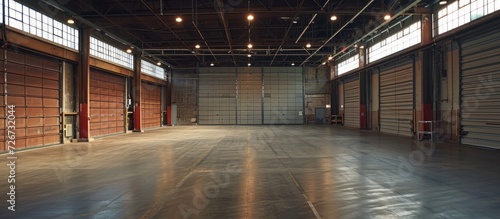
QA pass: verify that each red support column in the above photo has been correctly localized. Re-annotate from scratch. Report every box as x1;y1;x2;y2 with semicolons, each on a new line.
421;13;434;133
133;50;143;132
78;28;91;141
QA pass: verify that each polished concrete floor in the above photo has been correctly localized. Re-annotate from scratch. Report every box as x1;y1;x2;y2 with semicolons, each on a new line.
1;125;500;218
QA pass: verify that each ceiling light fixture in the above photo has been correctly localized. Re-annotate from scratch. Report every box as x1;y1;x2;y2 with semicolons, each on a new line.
322;62;326;65
176;16;182;22
210;63;214;66
247;54;252;58
291;63;295;66
67;18;75;24
328;56;333;60
306;43;311;48
360;45;365;49
247;43;253;49
248;63;252;66
126;48;133;54
157;61;161;66
439;1;447;5
384;14;391;20
247;14;254;21
330;15;337;21
195;44;200;49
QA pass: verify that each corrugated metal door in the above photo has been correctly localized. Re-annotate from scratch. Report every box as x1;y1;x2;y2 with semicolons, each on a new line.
0;50;61;150
237;67;262;125
460;28;500;148
379;60;414;136
198;68;236;124
263;67;304;124
343;75;360;128
141;82;162;129
90;68;125;137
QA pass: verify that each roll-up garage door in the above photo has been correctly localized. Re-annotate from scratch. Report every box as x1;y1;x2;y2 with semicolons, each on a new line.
343;75;360;128
198;68;236;124
263;67;304;125
90;68;125;137
379;60;414;136
237;67;262;125
141;82;162;129
0;50;61;150
460;27;500;149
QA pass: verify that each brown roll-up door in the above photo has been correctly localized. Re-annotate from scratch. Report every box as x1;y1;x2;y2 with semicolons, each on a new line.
141;82;162;129
0;50;61;150
90;68;125;137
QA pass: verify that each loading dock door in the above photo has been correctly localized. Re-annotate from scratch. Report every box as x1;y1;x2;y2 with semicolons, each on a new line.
89;68;125;137
460;28;500;149
141;82;162;129
198;68;237;124
379;60;414;136
0;50;61;149
343;75;360;128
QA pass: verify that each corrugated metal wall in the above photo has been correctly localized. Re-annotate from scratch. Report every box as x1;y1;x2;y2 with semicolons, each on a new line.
379;60;414;136
0;50;61;149
141;82;162;129
263;67;304;125
343;75;360;128
237;67;262;125
172;69;197;125
198;68;237;124
89;68;125;137
460;28;500;149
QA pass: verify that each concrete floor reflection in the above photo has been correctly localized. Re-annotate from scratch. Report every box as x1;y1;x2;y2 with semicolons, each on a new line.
1;125;500;218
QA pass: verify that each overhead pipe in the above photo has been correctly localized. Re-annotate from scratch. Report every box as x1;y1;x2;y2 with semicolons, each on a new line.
215;0;237;66
314;0;422;67
270;0;305;65
144;48;325;52
153;53;331;56
295;0;330;43
300;0;375;66
192;0;219;64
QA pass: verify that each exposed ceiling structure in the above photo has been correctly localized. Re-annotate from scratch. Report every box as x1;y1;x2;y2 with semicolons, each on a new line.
20;0;437;68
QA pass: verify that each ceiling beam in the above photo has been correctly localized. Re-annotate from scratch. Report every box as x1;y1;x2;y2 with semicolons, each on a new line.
215;0;237;66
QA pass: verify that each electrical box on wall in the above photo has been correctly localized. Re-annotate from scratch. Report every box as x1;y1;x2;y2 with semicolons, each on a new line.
65;124;73;137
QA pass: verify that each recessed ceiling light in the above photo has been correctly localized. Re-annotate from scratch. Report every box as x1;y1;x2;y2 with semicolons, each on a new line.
330;15;337;21
247;43;253;49
439;1;447;5
195;44;200;49
176;16;182;22
384;14;391;20
67;18;75;24
247;14;254;21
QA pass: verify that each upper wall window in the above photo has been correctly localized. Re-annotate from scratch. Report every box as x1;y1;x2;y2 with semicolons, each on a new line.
141;60;165;79
337;54;359;76
437;0;500;35
368;21;421;63
90;37;133;69
2;0;79;50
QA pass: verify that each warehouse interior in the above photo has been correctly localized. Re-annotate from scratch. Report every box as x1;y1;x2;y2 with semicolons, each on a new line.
0;0;500;218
